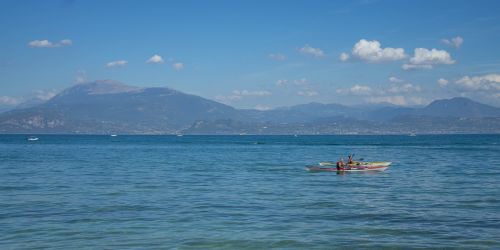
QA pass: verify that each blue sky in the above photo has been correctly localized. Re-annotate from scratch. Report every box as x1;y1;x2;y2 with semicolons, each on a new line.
1;0;500;109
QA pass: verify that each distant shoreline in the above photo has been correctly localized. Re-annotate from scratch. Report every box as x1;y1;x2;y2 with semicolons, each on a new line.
2;133;500;136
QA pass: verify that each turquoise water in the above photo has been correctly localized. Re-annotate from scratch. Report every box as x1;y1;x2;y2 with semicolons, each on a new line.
1;135;499;249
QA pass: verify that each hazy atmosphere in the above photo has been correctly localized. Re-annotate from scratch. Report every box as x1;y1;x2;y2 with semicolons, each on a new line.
1;0;500;110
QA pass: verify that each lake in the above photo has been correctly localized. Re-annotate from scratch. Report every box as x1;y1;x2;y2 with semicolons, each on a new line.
1;135;499;249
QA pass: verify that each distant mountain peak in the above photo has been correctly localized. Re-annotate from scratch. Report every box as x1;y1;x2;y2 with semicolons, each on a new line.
420;96;500;117
142;87;180;95
450;97;471;101
72;80;142;95
429;96;472;105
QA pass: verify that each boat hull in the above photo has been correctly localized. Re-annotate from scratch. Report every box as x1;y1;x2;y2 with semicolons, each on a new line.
306;165;389;172
319;161;392;167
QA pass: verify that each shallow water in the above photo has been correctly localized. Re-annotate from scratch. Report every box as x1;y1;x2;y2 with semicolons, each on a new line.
1;135;499;249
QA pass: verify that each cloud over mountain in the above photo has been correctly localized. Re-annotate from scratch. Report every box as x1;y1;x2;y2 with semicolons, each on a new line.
0;96;23;106
337;84;373;95
455;74;500;91
437;78;449;87
216;89;272;104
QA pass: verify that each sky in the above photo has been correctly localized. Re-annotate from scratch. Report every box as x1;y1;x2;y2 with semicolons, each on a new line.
1;0;500;110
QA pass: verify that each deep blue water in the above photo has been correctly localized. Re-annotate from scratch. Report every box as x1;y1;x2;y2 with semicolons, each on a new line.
1;135;499;249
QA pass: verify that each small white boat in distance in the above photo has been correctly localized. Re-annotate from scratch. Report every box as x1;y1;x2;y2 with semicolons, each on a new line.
110;134;118;137
27;136;39;141
177;134;183;137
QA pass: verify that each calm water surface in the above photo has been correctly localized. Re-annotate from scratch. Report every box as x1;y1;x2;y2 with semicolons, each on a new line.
1;135;499;249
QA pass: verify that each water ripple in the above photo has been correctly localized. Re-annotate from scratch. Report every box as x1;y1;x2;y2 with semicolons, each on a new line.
0;134;499;249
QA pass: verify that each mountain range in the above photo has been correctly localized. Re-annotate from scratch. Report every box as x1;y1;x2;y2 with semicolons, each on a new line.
1;80;500;134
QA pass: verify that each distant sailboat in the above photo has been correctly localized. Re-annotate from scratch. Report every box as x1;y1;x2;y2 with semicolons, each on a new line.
409;133;417;137
27;136;39;141
176;134;183;137
110;134;118;137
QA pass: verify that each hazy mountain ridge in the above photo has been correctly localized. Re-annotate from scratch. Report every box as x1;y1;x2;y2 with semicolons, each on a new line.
0;81;240;134
1;81;499;134
415;97;500;117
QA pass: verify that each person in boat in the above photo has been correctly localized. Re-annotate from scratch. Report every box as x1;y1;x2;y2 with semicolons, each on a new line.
336;157;345;171
348;154;354;165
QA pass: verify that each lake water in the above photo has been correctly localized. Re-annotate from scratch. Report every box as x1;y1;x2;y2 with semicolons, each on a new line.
1;135;499;249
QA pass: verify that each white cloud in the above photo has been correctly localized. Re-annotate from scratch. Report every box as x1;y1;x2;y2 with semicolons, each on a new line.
339;52;350;61
351;39;406;62
269;53;286;61
389;76;404;83
146;54;164;64
338;80;422;100
254;105;271;111
387;83;421;94
0;96;23;106
60;39;72;46
367;95;407;106
409;48;455;65
336;84;373;95
0;90;59;108
297;90;318;97
442;36;463;49
437;78;449;87
409;97;427;105
455;74;500;91
28;39;72;48
402;64;433;70
276;79;288;86
34;89;57;101
294;78;309;86
275;78;309;87
29;40;54;48
215;95;241;104
216;89;272;104
298;44;325;58
106;60;128;68
74;70;87;84
232;90;272;97
350;84;372;94
172;62;184;71
367;96;426;106
386;77;421;93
